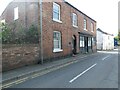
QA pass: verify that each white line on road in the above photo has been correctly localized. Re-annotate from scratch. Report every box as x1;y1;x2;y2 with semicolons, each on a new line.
102;55;110;61
69;63;97;83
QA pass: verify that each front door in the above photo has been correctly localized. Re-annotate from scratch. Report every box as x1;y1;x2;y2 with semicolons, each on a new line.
72;35;77;54
84;37;88;53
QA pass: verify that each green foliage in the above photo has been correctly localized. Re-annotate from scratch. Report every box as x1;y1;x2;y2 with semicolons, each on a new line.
118;32;120;40
25;25;39;44
114;33;120;45
1;23;13;44
114;36;119;41
114;33;120;40
118;32;120;44
1;21;39;44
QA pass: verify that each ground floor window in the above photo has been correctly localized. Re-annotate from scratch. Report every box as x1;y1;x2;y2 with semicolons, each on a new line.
53;31;62;52
88;37;91;46
80;36;84;47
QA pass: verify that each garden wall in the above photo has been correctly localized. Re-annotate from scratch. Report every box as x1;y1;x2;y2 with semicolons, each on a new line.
2;44;40;72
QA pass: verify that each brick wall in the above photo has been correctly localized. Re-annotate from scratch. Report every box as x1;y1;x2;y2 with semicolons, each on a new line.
2;44;40;72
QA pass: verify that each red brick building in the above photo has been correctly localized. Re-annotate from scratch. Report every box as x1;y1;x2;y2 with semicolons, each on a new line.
1;0;97;71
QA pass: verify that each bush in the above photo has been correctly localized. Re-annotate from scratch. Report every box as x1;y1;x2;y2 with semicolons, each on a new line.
1;23;13;44
1;22;39;44
25;25;39;44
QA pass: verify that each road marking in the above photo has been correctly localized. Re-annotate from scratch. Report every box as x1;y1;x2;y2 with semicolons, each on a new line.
31;74;41;79
2;77;28;88
69;63;97;83
15;80;25;84
2;84;13;88
102;55;110;61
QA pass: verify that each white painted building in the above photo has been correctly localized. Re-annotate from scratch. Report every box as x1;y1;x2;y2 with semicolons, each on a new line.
97;28;114;50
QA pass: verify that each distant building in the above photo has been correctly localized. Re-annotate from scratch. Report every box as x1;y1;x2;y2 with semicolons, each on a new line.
97;28;114;50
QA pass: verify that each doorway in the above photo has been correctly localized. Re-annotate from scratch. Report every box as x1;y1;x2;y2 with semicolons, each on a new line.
72;35;77;54
84;37;88;53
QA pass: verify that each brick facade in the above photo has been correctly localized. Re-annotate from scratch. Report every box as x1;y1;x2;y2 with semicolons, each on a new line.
1;0;97;71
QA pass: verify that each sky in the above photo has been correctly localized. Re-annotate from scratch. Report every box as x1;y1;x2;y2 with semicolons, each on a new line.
118;2;120;32
0;0;119;36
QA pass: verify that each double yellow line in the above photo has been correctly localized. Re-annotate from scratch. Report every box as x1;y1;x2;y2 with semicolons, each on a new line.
2;77;28;88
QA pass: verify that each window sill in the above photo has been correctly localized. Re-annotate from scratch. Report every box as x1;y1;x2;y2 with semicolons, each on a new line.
53;19;62;23
73;25;78;28
53;49;63;53
14;19;18;21
84;29;87;31
88;45;91;47
80;47;84;48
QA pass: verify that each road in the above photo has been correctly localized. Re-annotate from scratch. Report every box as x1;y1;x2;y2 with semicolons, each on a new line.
6;49;118;88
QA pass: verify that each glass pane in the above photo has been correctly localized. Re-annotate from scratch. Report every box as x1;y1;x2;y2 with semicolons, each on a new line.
80;41;82;47
83;41;84;47
54;40;59;48
53;12;59;20
73;14;77;26
14;7;18;20
53;3;60;20
53;4;59;12
53;32;56;39
53;32;61;49
84;19;86;29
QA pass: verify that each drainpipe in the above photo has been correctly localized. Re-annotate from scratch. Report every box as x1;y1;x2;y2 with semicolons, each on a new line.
38;0;43;64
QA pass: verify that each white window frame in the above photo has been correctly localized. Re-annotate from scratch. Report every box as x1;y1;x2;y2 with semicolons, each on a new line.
53;2;62;23
72;13;78;27
53;31;63;52
14;7;19;20
91;22;94;32
84;19;87;30
80;36;84;47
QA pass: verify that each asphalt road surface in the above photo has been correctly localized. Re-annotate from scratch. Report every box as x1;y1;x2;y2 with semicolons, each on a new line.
7;49;118;88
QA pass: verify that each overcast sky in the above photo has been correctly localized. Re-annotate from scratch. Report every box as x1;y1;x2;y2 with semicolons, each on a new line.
0;0;119;36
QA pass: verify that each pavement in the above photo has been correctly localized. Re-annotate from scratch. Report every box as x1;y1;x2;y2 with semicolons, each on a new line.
1;52;96;88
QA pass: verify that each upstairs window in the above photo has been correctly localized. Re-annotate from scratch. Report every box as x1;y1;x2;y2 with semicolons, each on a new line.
72;13;78;27
84;19;87;30
53;2;61;21
14;7;19;20
91;22;94;32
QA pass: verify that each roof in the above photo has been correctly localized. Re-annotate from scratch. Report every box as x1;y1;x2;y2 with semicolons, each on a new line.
97;28;114;36
64;1;96;22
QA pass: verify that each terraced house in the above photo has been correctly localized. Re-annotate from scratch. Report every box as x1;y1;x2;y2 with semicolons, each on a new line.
1;0;97;71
